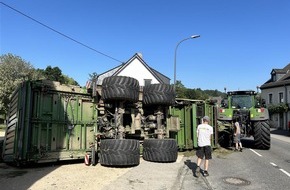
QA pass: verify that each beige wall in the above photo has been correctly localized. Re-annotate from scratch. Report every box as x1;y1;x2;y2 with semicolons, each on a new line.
261;85;290;130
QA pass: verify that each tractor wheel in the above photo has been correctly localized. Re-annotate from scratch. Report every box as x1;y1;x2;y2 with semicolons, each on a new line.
217;121;233;148
143;139;178;163
102;76;139;102
218;131;232;148
253;121;271;150
99;139;140;166
143;84;175;105
0;139;3;162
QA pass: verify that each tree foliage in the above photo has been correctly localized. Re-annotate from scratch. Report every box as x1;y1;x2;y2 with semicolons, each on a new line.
175;80;225;100
175;80;187;98
89;72;98;81
0;54;36;112
0;54;79;114
43;66;64;82
63;74;79;85
35;66;79;85
268;103;289;114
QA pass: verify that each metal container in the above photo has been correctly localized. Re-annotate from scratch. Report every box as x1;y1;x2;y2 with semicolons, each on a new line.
2;80;97;164
170;98;218;150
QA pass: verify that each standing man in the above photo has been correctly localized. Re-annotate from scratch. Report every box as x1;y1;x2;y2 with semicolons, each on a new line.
234;121;243;152
195;116;213;177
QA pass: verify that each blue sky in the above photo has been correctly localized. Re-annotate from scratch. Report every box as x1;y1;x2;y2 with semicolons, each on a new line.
1;0;290;92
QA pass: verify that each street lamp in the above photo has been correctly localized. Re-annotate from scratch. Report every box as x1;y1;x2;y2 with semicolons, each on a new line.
256;86;260;93
174;35;200;91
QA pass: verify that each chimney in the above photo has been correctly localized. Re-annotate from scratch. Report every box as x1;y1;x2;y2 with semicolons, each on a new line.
137;52;143;58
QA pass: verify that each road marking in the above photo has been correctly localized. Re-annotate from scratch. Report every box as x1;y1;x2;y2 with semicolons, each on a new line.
245;149;290;178
279;169;290;177
249;149;262;157
270;162;290;177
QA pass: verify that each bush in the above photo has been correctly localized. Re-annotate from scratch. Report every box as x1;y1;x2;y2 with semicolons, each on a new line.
268;103;289;114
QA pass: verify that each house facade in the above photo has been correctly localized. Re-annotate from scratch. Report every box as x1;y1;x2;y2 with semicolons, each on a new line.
260;63;290;130
96;53;170;86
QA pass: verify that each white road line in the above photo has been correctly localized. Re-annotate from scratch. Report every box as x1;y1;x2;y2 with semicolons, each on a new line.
248;149;290;178
280;169;290;177
249;148;262;157
270;162;290;177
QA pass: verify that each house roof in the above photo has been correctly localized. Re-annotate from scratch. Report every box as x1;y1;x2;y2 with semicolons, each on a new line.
96;53;170;85
260;63;290;89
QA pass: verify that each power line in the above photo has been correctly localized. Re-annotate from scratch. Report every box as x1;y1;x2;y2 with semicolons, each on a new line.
0;2;123;63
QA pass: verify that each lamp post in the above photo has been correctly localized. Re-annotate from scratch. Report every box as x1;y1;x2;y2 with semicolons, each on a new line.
174;35;200;91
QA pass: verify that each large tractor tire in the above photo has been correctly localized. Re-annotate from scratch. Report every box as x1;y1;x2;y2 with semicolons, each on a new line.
218;131;232;148
143;84;175;105
99;139;140;166
253;121;271;150
0;139;3;162
217;121;233;148
102;76;139;102
143;139;178;163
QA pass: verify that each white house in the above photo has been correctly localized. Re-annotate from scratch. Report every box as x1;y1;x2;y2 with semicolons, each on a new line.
96;53;170;86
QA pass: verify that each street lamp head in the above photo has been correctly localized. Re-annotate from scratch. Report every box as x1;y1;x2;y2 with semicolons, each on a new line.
174;34;200;92
190;35;200;39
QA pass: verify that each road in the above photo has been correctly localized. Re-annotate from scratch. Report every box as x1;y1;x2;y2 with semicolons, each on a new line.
1;129;290;189
181;130;290;190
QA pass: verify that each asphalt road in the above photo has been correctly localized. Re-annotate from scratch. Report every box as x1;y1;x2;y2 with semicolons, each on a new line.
1;129;289;190
181;130;290;190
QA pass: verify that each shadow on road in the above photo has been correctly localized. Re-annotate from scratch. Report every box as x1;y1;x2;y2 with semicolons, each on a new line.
184;159;199;177
0;159;85;190
270;129;290;137
240;138;255;149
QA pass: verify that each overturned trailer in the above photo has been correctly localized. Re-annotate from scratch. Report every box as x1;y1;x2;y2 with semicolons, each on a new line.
2;80;97;165
1;77;217;166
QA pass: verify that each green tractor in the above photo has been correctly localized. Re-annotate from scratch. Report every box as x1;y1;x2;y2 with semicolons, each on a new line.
217;90;271;150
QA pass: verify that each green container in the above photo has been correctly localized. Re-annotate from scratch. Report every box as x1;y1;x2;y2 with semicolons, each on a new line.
2;80;97;164
170;98;218;150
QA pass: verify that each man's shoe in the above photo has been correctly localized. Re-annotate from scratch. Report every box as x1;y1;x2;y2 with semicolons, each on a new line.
203;170;209;177
240;148;243;152
195;166;201;178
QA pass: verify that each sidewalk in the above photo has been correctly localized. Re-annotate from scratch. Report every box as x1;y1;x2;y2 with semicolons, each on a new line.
270;128;290;143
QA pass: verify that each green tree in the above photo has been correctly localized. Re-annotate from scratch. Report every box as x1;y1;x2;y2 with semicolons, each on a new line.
175;80;187;98
204;89;226;98
88;72;98;83
0;54;36;112
185;88;208;100
0;54;80;115
33;68;46;80
43;66;64;83
63;74;79;85
36;66;79;85
175;80;224;100
86;72;98;89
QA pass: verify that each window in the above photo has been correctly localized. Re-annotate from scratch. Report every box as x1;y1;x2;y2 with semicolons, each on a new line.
269;94;272;104
279;92;284;103
231;95;252;109
144;79;152;86
272;74;276;82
